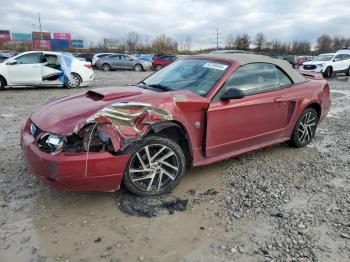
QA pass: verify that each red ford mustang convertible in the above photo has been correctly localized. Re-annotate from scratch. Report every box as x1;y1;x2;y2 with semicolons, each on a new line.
21;53;331;196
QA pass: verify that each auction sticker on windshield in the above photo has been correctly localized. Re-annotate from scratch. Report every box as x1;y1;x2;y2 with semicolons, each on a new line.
203;62;228;70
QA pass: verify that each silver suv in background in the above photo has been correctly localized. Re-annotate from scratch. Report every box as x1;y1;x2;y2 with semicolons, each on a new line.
91;53;116;67
95;54;152;71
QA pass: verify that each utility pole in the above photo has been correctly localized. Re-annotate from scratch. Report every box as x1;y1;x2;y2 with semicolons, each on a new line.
38;11;44;50
210;27;223;51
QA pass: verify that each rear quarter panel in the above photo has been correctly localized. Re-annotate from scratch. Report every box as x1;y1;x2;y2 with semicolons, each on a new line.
284;79;330;137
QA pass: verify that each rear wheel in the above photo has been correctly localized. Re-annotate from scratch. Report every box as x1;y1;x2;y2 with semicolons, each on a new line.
322;67;331;78
0;76;6;90
65;73;81;88
346;66;350;76
134;64;143;72
290;108;318;147
102;64;111;71
123;136;186;196
155;65;162;71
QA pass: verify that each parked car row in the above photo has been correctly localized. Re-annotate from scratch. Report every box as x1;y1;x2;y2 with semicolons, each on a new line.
270;55;313;68
90;52;178;71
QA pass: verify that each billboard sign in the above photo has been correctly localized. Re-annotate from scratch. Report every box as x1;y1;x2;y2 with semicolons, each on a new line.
12;33;32;41
32;31;51;41
33;40;51;50
51;39;70;51
53;33;72;40
0;30;11;41
0;30;10;35
104;38;119;49
71;39;84;48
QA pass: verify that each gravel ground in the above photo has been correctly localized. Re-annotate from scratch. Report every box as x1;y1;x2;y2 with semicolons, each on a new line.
0;70;349;262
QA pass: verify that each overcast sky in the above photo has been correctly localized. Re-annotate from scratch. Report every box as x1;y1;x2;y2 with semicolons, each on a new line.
1;0;350;49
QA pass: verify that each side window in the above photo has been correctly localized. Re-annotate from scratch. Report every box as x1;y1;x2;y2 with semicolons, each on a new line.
276;67;293;86
342;54;350;60
334;54;342;61
216;63;280;98
15;53;42;64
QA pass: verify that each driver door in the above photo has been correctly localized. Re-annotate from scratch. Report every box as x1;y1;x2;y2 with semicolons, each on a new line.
205;63;293;158
7;52;42;85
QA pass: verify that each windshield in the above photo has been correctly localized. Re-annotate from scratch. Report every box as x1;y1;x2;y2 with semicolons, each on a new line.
142;59;229;96
313;55;334;61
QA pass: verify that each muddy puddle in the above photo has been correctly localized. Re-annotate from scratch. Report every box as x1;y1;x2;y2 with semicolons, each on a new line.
1;162;226;262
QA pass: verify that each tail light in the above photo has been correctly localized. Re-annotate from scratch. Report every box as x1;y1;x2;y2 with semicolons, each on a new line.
84;64;92;69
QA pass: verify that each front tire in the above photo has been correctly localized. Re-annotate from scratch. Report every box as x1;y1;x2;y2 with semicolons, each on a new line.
65;73;81;88
322;67;331;78
346;66;350;76
0;76;6;90
290;108;318;147
123;136;186;196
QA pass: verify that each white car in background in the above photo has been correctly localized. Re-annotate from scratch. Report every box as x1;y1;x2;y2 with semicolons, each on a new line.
302;51;350;78
91;53;116;66
0;51;94;90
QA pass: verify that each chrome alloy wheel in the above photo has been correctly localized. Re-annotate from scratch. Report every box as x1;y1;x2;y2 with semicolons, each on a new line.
67;74;80;88
128;144;179;193
297;111;317;144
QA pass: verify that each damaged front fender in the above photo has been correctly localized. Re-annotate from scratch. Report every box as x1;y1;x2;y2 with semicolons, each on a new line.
72;102;174;153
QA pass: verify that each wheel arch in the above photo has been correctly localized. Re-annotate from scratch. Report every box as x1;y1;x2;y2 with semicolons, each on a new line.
134;63;143;69
0;74;7;86
326;65;333;73
70;72;82;80
149;121;193;166
102;63;111;70
305;102;321;121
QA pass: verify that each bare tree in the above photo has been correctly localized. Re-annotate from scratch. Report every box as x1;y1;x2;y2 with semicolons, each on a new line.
254;32;266;53
126;31;140;52
240;33;250;50
316;34;333;53
152;34;178;53
234;33;250;50
182;35;192;53
332;35;346;51
291;40;311;55
270;40;290;54
226;33;235;49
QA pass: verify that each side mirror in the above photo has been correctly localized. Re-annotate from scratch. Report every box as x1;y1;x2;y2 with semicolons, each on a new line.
7;60;17;65
220;88;245;100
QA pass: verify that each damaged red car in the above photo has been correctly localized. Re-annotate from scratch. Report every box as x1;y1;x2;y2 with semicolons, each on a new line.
21;53;331;196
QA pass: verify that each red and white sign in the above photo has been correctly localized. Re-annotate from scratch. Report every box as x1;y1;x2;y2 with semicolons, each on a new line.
0;34;11;41
53;33;72;40
33;40;51;50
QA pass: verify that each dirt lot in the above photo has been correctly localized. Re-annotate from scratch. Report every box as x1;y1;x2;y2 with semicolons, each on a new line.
0;70;349;262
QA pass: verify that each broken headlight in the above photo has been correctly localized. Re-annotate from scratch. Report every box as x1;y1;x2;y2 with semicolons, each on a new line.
38;134;66;153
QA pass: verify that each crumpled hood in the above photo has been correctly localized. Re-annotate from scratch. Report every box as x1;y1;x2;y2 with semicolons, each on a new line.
30;86;209;136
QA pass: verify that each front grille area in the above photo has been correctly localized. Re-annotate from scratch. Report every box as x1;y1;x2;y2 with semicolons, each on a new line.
303;65;317;70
